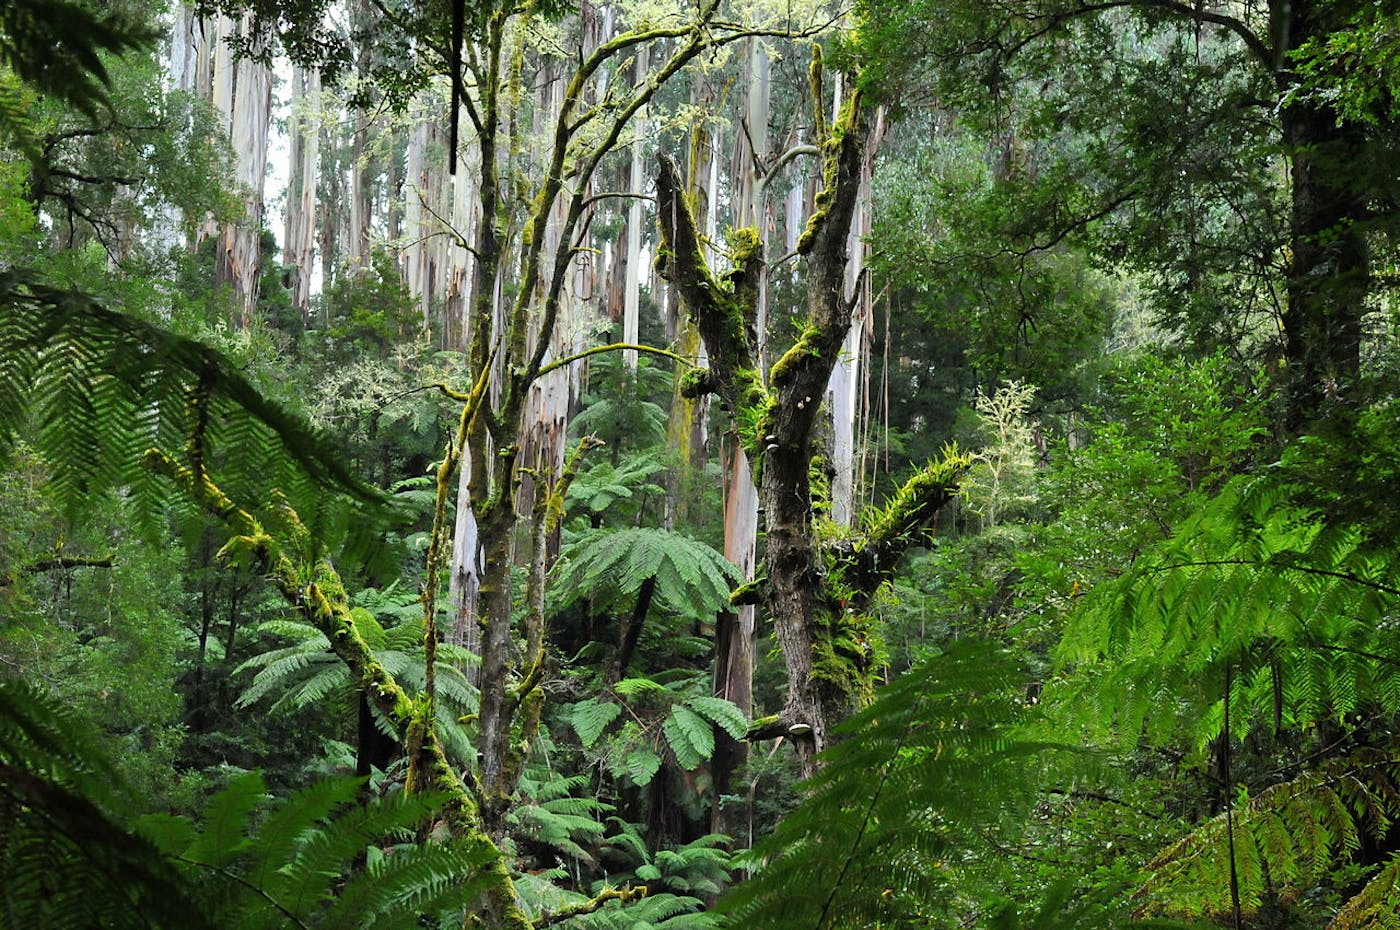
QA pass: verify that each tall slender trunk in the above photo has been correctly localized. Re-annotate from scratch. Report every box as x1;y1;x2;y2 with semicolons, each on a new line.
284;68;321;315
828;99;881;525
710;38;767;836
622;47;649;370
214;15;272;325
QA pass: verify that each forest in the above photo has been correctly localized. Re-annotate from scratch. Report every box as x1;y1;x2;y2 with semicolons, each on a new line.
2;0;1399;927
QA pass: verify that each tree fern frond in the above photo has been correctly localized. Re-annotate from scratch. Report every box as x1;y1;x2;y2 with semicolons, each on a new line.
1327;852;1400;930
261;788;449;914
242;776;365;891
663;704;713;769
1137;751;1400;922
1057;472;1400;749
0;269;387;523
182;770;266;869
323;836;498;930
0;678;208;930
720;641;1081;929
552;528;740;618
571;698;623;748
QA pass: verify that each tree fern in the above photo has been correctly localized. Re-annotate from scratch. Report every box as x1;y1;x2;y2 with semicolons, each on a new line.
0;269;386;532
1135;749;1400;922
552;527;740;619
719;642;1096;930
566;456;667;516
236;591;478;767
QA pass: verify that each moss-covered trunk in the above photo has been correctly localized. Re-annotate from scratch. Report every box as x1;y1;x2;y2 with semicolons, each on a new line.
658;57;966;777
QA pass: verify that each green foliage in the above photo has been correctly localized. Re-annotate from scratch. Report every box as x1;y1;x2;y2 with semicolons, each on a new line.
572;354;673;456
869;130;1113;402
720;641;1100;929
0;0;155;121
552;527;740;620
140;770;498;929
1137;749;1400;922
570;676;748;784
0;264;383;512
961;381;1039;528
509;771;611;864
1290;6;1400;126
0;677;206;930
567;455;668;521
1055;472;1400;750
237;585;478;767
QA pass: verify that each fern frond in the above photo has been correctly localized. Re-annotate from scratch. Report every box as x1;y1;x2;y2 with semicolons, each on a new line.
571;698;623;748
552;527;740;618
0;678;209;930
181;770;266;869
1137;750;1400;921
662;704;714;769
1327;852;1400;930
720;641;1083;929
320;836;498;930
0;269;387;524
1057;473;1400;749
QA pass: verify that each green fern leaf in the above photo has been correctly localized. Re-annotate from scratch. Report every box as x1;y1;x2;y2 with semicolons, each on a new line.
615;676;667;697
662;705;712;770
624;745;664;786
685;696;748;739
572;698;623;748
183;770;265;868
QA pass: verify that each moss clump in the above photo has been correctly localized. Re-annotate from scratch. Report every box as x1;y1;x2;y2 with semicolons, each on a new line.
808;616;876;708
730;576;767;606
680;367;719;399
769;324;824;388
727;226;762;262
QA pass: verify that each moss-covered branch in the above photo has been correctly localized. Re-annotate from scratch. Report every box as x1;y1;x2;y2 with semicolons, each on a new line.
144;448;530;930
833;449;971;611
655;152;769;448
534;343;691;380
532;886;647;929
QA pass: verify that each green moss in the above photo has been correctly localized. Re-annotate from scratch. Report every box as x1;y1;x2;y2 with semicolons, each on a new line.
808;612;878;707
730;576;766;606
727;226;762;264
680;366;717;399
770;325;823;387
862;445;970;546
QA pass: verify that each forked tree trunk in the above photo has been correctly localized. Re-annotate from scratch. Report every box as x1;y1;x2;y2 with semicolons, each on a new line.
659;59;964;776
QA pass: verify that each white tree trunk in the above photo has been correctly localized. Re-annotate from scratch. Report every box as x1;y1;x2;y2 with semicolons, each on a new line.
284;67;321;314
622;46;648;370
827;93;880;526
211;15;272;326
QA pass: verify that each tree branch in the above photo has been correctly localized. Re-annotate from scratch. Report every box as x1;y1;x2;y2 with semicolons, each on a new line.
532;887;647;929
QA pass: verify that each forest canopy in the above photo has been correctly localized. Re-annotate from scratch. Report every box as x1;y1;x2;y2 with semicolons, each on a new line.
3;0;1400;928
